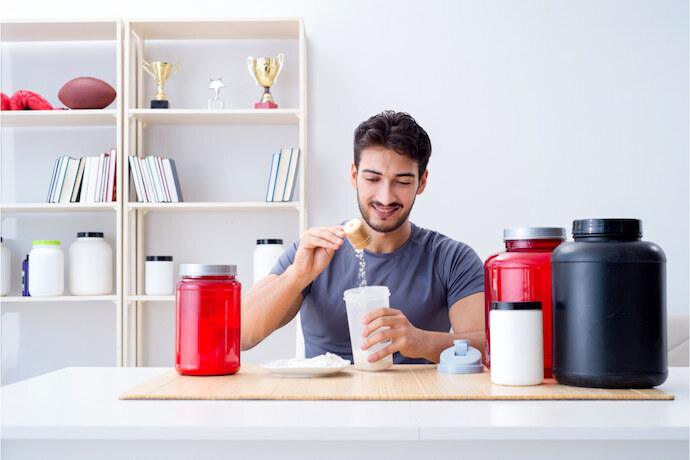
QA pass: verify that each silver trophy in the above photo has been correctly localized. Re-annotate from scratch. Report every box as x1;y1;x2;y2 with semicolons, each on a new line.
208;78;226;109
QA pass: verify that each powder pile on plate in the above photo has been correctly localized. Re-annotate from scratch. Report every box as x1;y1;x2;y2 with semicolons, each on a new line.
265;353;350;368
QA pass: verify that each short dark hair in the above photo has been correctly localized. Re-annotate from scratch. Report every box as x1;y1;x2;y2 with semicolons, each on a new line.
353;110;432;178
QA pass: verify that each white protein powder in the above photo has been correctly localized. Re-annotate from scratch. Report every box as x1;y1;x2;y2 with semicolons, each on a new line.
265;353;350;368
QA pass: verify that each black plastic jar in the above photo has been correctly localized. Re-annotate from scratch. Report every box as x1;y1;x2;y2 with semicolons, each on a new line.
551;219;667;388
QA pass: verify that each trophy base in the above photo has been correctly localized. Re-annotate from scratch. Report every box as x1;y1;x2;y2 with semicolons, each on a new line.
255;102;278;109
151;100;169;109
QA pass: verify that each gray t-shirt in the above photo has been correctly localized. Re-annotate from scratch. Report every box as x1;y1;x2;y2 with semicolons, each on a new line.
271;222;484;364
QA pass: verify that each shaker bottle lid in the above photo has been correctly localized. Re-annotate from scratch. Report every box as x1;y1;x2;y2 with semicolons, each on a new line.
77;232;104;238
146;256;173;261
32;240;60;246
257;239;283;245
437;339;484;374
572;218;641;238
503;227;566;241
490;301;542;310
343;285;390;301
180;264;237;277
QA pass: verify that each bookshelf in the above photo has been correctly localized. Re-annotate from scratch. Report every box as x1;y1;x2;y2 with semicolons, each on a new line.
123;19;308;366
0;21;125;370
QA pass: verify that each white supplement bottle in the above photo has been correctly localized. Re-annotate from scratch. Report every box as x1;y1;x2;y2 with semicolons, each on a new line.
69;232;113;295
29;240;64;297
145;256;174;295
1;237;10;296
489;301;544;386
253;239;284;285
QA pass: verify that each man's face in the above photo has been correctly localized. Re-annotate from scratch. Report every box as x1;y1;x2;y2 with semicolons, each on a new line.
351;146;428;233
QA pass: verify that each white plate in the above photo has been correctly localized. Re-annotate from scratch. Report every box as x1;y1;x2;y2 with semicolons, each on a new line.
260;363;350;378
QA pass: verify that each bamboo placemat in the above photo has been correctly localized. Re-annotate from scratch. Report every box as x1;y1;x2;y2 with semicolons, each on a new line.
119;365;673;401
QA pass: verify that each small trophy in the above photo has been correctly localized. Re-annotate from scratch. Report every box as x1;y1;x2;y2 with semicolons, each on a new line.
247;53;284;109
142;60;181;109
208;78;226;109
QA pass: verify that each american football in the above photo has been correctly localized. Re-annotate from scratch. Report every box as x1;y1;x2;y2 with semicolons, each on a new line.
58;77;116;109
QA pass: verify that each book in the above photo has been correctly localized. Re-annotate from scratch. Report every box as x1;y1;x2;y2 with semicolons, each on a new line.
139;157;156;203
128;156;143;202
265;153;280;202
162;158;182;202
272;148;292;202
51;156;68;203
99;152;110;202
155;156;171;202
59;157;80;203
46;158;60;203
282;148;301;201
83;156;100;203
106;148;117;202
146;156;165;202
70;157;86;202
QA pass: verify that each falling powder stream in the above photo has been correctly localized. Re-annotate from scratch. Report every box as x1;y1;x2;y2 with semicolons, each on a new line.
355;249;367;287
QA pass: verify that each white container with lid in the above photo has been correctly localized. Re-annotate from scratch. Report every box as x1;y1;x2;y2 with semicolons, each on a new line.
69;232;113;295
1;237;10;296
489;301;544;386
146;256;174;295
343;286;393;371
253;239;284;285
29;240;64;297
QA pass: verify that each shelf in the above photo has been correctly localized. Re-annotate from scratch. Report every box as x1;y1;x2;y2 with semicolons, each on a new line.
128;295;175;303
1;203;118;213
1;295;118;303
128;109;299;126
129;19;301;40
1;110;118;128
127;202;300;212
1;20;119;42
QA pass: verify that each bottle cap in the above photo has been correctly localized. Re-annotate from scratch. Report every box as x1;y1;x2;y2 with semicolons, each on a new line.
344;218;371;250
146;256;173;261
437;340;484;374
490;301;542;310
77;232;104;238
180;264;236;277
257;239;283;245
503;227;566;241
32;240;60;246
572;218;641;238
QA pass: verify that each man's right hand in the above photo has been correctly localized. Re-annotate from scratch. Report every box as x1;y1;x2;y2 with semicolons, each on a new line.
289;225;346;284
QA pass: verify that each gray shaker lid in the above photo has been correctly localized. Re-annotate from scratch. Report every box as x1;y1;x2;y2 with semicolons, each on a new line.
503;227;566;241
179;264;237;276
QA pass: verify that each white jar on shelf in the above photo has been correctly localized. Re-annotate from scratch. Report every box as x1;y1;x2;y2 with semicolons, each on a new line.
253;239;284;285
69;232;113;296
1;237;10;296
29;240;64;297
145;256;174;295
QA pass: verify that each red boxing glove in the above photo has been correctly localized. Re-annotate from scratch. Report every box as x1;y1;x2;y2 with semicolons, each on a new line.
1;93;9;110
9;90;54;110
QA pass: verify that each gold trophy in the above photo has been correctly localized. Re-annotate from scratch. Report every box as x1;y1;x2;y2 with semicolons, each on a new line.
247;53;284;109
142;60;181;109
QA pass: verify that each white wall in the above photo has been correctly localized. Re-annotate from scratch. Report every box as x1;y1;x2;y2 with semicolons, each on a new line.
2;0;688;383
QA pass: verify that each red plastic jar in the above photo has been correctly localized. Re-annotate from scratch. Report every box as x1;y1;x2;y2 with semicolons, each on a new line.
175;264;241;375
484;228;565;378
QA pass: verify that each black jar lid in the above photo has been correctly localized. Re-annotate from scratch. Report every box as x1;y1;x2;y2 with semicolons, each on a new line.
572;219;642;238
146;256;173;261
490;301;542;311
77;232;104;238
257;239;283;245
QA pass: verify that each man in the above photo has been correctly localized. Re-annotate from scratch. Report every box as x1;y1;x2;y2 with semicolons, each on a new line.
242;111;485;364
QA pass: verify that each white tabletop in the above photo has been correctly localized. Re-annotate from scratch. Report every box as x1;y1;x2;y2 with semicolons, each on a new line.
2;366;687;443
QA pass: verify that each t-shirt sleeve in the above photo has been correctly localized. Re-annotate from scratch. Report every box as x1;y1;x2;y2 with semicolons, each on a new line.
437;239;485;308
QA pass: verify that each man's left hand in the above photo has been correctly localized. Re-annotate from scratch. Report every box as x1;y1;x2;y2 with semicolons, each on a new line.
360;308;427;363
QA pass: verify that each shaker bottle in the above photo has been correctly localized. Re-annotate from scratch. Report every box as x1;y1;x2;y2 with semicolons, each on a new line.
69;232;113;295
28;240;64;296
343;285;393;371
484;227;565;377
551;218;667;388
175;264;241;375
489;301;544;386
253;239;284;285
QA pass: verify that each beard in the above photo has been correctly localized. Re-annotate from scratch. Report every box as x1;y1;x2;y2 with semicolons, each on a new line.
357;190;415;234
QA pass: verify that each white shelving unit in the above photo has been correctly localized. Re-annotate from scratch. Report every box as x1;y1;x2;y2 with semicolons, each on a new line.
0;20;125;366
123;19;308;366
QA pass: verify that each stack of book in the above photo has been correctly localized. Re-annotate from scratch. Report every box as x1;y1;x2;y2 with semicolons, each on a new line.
266;148;300;202
46;148;117;203
128;155;183;203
